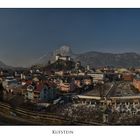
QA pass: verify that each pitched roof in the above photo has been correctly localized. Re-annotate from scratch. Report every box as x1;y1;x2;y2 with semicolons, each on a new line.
34;83;44;93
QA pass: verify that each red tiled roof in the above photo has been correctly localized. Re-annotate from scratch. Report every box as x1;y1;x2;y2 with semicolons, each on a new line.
35;83;44;93
25;80;32;85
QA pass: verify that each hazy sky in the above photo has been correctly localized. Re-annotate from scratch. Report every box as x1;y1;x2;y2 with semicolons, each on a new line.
1;8;140;67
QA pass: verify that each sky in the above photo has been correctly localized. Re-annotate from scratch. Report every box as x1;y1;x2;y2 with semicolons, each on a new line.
0;9;140;67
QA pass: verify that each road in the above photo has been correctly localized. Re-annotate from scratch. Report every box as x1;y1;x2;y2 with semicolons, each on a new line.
105;82;115;97
105;81;120;99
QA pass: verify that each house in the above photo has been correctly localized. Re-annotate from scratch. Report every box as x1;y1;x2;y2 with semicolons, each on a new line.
122;72;133;81
25;82;58;103
87;73;105;83
25;85;35;101
78;72;85;76
33;77;40;82
83;76;92;86
133;78;140;92
55;71;64;76
2;78;18;90
75;61;81;69
59;82;75;93
39;84;58;102
59;79;76;93
74;77;83;88
116;68;129;73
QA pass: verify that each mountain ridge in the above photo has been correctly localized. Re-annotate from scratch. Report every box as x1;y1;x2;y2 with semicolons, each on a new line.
76;51;140;68
35;45;140;68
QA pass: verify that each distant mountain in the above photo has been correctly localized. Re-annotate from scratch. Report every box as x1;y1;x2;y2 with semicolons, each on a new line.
35;45;140;68
35;53;52;65
75;51;140;68
0;60;11;69
0;60;25;70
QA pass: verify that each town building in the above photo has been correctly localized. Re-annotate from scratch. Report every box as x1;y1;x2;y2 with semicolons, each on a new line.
55;54;71;61
75;61;81;69
122;72;133;81
83;76;92;86
25;82;58;103
133;78;140;92
87;73;105;83
58;80;76;93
